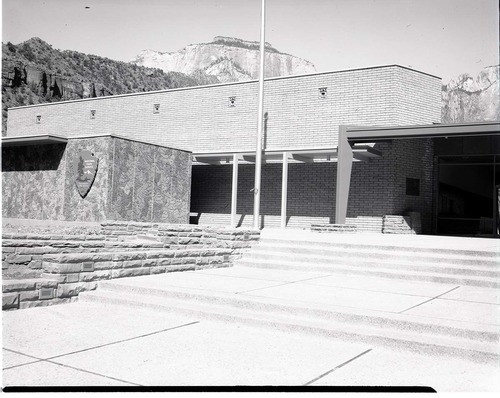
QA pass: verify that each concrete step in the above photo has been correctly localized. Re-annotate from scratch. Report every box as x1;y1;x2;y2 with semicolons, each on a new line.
255;241;499;268
259;236;500;259
243;250;500;278
236;258;500;288
79;278;500;364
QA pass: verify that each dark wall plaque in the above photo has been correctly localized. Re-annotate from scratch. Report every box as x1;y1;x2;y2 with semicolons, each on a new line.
74;149;99;198
406;177;420;196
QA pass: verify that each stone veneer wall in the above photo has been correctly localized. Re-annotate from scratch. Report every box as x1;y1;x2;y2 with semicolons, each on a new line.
2;135;191;223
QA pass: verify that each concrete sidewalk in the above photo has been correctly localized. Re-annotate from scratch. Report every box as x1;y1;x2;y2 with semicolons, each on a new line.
3;263;500;391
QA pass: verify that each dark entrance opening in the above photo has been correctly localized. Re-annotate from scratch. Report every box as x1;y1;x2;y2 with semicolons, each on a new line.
437;154;499;236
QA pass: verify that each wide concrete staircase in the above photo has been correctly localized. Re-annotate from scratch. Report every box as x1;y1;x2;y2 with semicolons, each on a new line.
79;230;500;364
237;232;500;288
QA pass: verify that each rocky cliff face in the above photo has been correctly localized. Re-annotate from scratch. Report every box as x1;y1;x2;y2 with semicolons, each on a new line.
130;36;316;82
1;38;217;134
441;65;500;123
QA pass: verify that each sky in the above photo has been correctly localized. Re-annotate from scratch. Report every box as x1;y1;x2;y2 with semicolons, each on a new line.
1;0;499;82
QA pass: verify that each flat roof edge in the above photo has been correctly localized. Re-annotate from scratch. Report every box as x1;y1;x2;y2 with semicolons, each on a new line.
1;133;191;152
1;134;68;146
345;121;500;132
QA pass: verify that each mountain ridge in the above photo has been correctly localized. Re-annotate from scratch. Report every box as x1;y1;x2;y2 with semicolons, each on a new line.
1;37;219;134
441;64;499;123
130;36;317;82
2;37;498;135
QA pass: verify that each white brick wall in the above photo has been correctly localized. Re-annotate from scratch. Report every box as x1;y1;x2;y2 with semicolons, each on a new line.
7;65;441;153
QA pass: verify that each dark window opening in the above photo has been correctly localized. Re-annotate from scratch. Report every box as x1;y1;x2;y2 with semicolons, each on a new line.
406;178;420;196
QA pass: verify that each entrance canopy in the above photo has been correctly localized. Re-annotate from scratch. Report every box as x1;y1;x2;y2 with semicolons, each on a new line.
192;145;381;166
336;121;500;224
193;145;382;229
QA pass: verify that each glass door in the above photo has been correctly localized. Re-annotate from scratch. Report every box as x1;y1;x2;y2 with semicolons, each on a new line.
437;155;495;236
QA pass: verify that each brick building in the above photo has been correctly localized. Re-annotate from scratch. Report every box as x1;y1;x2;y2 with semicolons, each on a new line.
3;65;499;235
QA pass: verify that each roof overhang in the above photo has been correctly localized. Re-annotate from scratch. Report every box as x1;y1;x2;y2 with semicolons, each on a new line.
192;145;381;165
345;121;500;143
1;134;68;147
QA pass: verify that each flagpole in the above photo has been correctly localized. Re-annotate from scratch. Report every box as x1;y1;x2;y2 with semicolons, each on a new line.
253;0;266;230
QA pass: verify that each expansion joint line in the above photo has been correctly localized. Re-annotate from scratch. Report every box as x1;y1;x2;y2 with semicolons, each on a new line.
303;348;373;386
398;285;461;314
3;320;200;371
235;274;330;295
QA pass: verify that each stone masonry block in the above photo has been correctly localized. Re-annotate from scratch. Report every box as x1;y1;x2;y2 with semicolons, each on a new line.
50;242;80;248
79;271;112;282
25;233;50;240
142;258;158;267
149;266;166;274
166;264;196;273
178;238;200;245
215;248;233;255
3;293;19;309
157;258;173;266
146;250;175;259
36;280;59;289
19;290;40;301
20;298;71;309
43;262;83;274
18;247;54;255
29;260;43;270
171;257;192;265
112;252;147;261
111;268;150;279
174;250;200;258
80;282;98;292
93;261;123;270
3;280;37;292
80;242;106;248
122;260;143;268
41;273;79;283
56;283;82;298
61;235;87;241
85;235;107;241
6;254;32;264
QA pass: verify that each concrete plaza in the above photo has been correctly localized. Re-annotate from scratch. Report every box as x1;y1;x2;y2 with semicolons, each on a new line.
3;234;500;392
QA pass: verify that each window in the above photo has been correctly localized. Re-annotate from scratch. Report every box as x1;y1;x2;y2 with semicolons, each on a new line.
406;178;420;196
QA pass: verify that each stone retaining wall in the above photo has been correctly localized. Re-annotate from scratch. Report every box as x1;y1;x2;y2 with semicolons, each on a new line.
310;224;358;233
2;221;261;310
346;216;383;233
3;247;232;310
2;222;260;279
311;214;419;234
100;221;260;256
382;215;416;234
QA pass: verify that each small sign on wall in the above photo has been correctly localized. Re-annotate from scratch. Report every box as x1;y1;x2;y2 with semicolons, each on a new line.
74;149;99;198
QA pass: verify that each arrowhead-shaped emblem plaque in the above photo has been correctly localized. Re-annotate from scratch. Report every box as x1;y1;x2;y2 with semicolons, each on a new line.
74;149;99;198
